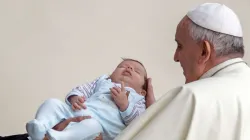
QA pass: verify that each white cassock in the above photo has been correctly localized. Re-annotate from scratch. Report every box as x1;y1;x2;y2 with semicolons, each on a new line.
114;58;250;140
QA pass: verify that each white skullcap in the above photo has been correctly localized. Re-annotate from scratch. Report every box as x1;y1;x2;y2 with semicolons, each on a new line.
187;3;243;37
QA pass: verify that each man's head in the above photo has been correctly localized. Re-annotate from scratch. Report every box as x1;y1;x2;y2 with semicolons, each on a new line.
174;3;244;83
110;58;147;96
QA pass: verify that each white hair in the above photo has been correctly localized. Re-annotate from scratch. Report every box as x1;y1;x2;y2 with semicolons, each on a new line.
187;19;244;56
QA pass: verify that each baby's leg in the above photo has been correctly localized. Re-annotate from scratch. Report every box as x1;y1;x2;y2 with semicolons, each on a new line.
26;98;74;140
46;118;103;140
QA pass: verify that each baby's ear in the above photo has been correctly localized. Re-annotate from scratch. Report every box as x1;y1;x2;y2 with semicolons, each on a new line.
140;90;147;96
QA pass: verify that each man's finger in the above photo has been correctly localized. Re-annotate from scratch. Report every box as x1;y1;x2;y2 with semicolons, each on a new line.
77;116;91;121
147;78;153;94
72;116;82;122
72;116;91;122
126;91;130;98
82;116;91;119
145;78;155;108
147;78;152;86
94;133;103;140
52;119;70;131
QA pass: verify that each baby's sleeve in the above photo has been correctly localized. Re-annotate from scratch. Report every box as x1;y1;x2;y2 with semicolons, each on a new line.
119;98;146;126
65;76;102;105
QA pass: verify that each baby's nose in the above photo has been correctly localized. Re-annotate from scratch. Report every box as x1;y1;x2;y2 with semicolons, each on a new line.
127;66;133;70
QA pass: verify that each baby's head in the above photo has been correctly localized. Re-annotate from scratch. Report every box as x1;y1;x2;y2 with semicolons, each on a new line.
110;58;147;96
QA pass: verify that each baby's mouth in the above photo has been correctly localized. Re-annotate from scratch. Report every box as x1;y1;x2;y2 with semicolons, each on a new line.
123;71;132;76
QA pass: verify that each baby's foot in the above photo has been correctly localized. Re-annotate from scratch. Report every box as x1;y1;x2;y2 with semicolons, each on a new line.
26;119;46;140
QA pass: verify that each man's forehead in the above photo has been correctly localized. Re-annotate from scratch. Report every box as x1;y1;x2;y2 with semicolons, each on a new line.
175;29;183;44
175;17;190;43
175;23;183;42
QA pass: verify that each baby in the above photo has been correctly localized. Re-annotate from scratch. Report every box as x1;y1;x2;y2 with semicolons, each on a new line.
26;58;148;140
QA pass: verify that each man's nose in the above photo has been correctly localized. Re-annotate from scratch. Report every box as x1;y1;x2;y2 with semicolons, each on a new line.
174;51;179;62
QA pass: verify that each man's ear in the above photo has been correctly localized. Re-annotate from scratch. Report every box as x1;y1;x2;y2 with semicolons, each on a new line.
199;40;212;64
140;90;147;96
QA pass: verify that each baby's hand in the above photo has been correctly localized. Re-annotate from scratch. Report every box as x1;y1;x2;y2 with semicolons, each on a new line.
110;81;129;112
68;95;87;111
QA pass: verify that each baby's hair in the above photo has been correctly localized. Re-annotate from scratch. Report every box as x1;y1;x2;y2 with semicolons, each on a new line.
121;57;148;92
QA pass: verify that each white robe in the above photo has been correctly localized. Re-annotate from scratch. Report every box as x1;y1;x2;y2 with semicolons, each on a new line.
115;58;250;140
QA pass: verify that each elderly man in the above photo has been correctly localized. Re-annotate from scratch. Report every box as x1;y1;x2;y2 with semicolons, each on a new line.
115;3;250;140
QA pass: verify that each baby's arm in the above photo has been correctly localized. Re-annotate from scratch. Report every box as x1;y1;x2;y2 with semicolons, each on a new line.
119;98;146;126
110;82;146;126
65;76;101;106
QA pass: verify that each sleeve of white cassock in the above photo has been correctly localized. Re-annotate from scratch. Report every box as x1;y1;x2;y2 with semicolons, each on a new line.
114;86;196;140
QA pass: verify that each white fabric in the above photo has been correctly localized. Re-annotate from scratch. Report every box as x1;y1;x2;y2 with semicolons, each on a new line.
187;3;243;37
115;58;250;140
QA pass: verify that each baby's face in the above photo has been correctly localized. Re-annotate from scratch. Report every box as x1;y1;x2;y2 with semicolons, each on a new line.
110;60;147;95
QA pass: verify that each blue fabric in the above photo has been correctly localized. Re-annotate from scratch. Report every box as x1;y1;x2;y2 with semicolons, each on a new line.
26;75;145;140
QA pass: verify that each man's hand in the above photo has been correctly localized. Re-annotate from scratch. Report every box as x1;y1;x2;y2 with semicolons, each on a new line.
145;78;155;108
68;95;87;111
50;116;102;140
94;133;103;140
43;116;93;140
52;116;91;131
110;81;129;112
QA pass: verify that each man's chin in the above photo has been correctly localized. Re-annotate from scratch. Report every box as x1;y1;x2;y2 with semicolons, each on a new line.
185;78;198;84
184;76;191;84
